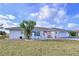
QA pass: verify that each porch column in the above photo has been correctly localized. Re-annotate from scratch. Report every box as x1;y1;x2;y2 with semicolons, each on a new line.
40;31;44;40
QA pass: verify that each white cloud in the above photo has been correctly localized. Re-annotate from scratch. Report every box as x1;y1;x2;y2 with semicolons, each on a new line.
36;20;64;29
73;14;79;19
3;22;18;28
6;14;16;20
30;4;68;23
30;5;58;20
0;14;17;28
68;23;79;28
36;20;56;28
30;13;38;17
53;8;68;24
57;8;66;18
53;18;60;24
0;19;18;28
0;15;8;20
0;14;16;20
38;5;51;20
29;4;69;28
75;14;79;18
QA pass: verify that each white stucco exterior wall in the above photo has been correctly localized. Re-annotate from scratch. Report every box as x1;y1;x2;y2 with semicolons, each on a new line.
56;31;69;38
9;29;69;40
9;30;24;39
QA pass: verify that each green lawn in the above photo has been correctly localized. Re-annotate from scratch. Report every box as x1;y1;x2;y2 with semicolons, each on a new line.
0;40;79;56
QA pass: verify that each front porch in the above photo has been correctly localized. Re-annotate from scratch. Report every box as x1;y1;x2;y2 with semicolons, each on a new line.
31;30;56;40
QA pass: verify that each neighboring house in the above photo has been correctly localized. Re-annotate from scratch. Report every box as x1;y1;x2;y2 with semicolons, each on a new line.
5;27;69;40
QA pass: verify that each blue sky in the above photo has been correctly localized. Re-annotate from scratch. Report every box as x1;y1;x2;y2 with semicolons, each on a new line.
0;3;79;30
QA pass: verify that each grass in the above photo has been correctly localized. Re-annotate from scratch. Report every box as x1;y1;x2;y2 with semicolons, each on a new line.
0;40;79;56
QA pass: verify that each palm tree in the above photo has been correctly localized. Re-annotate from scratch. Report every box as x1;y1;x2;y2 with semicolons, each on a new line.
20;20;36;39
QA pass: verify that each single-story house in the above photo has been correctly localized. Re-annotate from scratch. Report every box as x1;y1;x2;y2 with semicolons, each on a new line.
5;27;69;40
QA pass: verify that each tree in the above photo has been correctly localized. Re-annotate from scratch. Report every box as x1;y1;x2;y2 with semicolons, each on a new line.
20;20;36;39
68;31;77;36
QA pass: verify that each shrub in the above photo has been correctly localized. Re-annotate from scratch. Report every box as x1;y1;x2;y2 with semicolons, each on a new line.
68;31;77;36
0;35;7;39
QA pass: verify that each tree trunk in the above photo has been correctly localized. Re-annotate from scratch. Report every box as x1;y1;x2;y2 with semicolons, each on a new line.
27;35;30;39
27;34;31;40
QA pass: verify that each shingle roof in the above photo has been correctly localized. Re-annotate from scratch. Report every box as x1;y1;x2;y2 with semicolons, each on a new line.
5;27;21;31
5;27;68;32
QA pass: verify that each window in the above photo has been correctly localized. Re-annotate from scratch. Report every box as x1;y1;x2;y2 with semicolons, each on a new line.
32;31;40;36
36;31;40;36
